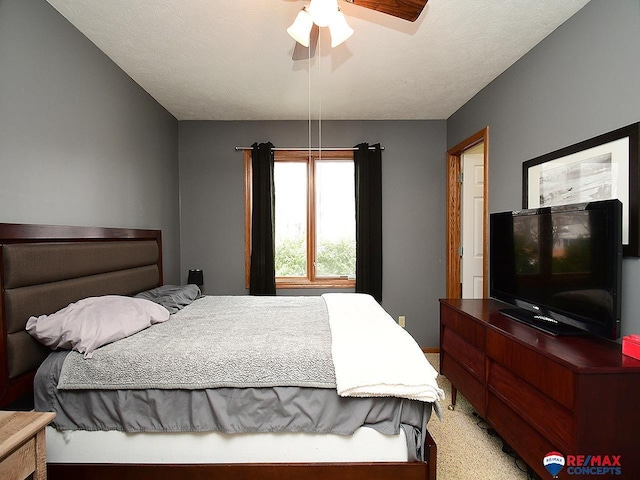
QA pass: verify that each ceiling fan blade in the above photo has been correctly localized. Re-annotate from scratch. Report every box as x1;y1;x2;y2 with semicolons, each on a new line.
346;0;428;22
292;24;320;61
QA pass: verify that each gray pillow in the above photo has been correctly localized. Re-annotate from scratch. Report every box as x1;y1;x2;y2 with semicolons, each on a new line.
26;295;170;358
135;284;202;314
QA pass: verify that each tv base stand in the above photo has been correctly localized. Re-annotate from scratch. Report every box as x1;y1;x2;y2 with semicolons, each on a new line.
439;298;640;479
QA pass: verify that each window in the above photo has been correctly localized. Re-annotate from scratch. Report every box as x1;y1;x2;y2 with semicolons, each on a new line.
245;150;356;288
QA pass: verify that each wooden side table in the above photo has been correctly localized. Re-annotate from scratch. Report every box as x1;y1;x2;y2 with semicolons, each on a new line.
0;411;56;480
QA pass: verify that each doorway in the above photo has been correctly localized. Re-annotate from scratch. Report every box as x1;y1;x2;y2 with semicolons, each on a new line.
446;127;489;299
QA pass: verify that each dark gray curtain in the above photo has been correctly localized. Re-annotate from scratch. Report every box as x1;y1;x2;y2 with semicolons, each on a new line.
249;142;276;295
354;143;383;302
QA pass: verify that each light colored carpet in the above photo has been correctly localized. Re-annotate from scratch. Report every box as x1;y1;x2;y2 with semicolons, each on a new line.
425;353;534;480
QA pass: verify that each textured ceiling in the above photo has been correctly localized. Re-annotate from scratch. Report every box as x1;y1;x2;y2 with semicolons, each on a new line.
45;0;591;121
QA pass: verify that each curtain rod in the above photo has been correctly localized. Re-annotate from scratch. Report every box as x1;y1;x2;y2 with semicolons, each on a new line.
234;146;384;151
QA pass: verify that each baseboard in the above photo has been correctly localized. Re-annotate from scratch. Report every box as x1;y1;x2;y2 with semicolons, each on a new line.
422;347;440;354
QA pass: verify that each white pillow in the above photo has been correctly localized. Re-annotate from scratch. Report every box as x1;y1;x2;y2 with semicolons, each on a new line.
26;295;170;358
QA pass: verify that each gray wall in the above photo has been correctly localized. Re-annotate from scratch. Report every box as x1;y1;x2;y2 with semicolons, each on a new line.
179;120;447;347
0;0;181;283
8;0;632;346
448;0;640;336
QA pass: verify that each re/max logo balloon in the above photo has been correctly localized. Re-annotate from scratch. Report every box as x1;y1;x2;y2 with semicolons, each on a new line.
543;452;565;477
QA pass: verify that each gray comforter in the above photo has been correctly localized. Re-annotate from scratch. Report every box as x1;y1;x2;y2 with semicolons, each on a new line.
35;351;431;461
58;296;335;390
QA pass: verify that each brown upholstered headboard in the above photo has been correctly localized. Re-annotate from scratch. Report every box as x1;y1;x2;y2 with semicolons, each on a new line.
0;223;163;408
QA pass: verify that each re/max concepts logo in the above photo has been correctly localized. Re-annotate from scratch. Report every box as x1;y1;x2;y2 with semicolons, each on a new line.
543;452;622;477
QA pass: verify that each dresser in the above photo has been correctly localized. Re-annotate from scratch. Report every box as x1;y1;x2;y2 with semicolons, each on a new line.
440;298;640;479
0;411;56;480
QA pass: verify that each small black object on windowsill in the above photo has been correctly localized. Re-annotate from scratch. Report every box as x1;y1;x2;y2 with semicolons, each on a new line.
187;269;204;287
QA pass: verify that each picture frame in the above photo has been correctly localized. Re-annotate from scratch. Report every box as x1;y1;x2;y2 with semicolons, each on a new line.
523;122;640;257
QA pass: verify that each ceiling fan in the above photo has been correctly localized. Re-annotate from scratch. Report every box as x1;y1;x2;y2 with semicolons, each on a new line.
288;0;429;60
346;0;428;22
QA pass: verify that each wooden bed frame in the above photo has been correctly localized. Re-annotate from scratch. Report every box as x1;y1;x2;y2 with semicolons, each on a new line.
0;222;437;480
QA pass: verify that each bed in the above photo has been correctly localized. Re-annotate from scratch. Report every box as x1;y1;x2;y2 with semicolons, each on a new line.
0;222;441;480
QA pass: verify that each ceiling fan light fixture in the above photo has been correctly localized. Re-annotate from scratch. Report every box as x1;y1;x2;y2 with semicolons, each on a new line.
287;7;313;47
308;0;339;28
328;10;353;47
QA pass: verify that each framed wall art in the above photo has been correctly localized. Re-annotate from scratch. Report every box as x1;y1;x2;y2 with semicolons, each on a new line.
523;122;640;256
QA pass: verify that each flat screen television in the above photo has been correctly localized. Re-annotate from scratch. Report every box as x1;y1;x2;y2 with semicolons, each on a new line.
490;199;622;340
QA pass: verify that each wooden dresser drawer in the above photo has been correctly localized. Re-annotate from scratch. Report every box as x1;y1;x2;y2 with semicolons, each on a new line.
442;352;485;415
440;305;484;350
488;360;574;451
441;327;484;380
486;394;572;479
486;329;575;409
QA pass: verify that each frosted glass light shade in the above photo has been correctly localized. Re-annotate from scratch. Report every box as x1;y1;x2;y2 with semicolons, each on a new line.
309;0;339;27
328;11;353;47
287;8;313;47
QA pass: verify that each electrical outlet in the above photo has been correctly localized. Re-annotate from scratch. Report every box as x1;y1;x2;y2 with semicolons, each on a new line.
398;315;406;328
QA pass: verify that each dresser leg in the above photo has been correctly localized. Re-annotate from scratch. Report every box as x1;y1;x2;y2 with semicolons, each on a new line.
448;385;457;410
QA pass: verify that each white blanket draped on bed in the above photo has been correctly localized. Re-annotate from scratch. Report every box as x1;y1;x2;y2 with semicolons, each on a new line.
323;293;445;404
